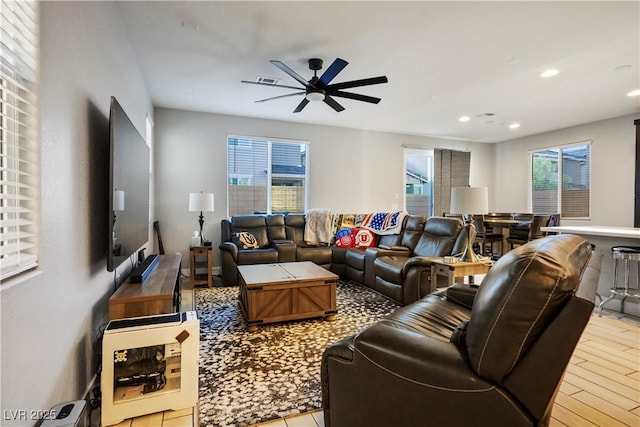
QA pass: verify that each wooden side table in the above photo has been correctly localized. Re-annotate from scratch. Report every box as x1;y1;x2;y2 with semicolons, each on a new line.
431;258;492;288
190;246;212;288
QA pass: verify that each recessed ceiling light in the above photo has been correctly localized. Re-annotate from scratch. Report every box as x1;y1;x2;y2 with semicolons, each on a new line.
509;123;521;129
627;89;640;97
458;116;470;122
540;69;559;78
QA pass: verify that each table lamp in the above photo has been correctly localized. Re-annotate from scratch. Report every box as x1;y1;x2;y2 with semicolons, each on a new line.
189;191;215;246
450;186;489;262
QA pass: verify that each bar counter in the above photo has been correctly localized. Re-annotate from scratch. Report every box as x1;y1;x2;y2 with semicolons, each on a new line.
542;225;640;316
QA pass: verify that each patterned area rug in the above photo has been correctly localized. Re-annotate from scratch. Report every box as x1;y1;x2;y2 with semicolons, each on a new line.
195;280;399;427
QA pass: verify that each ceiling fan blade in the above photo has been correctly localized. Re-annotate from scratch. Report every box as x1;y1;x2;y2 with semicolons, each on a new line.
323;96;345;112
318;58;348;87
255;92;306;103
327;76;388;90
293;98;309;113
327;90;381;104
270;60;313;88
241;80;304;91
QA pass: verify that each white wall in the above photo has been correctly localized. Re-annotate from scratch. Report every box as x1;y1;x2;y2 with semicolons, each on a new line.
493;114;639;226
0;2;152;424
153;108;494;268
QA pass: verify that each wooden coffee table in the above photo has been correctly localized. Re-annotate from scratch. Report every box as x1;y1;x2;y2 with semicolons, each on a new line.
237;261;339;332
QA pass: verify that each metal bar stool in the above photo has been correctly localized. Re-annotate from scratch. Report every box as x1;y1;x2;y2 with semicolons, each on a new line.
598;246;640;316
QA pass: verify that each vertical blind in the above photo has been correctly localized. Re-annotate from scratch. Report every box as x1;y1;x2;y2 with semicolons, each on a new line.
433;149;470;217
0;0;39;281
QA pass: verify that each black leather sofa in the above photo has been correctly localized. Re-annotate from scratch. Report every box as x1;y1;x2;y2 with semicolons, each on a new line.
220;213;430;287
321;234;596;427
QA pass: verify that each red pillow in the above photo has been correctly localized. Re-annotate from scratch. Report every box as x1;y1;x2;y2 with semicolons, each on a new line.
354;228;376;248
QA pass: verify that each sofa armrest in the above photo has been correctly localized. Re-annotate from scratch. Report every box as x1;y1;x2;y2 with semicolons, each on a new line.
219;241;239;261
445;283;479;309
272;239;296;263
401;255;439;275
378;244;410;252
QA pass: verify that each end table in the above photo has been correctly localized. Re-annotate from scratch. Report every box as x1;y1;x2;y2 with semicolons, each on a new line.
431;258;491;290
190;246;213;288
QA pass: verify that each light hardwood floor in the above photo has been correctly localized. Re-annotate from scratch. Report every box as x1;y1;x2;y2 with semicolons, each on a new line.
256;311;640;427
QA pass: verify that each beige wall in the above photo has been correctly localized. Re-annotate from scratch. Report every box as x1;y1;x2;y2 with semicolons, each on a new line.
493;114;638;226
1;2;153;423
153;108;494;269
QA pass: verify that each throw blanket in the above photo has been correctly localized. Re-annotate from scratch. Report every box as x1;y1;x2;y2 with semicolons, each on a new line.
358;211;407;235
305;209;332;245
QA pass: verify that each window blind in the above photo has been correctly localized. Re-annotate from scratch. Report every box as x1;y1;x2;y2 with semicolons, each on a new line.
1;0;39;281
433;149;470;217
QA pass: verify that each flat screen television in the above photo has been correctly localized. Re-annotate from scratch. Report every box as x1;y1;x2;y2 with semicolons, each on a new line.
108;96;150;272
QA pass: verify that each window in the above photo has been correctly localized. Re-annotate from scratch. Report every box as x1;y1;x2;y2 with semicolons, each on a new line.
227;136;308;216
1;0;40;282
530;142;591;219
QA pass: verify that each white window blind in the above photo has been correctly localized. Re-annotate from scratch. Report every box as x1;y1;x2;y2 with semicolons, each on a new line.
1;0;39;282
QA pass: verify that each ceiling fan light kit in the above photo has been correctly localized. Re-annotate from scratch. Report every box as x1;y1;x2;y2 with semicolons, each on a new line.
243;57;388;113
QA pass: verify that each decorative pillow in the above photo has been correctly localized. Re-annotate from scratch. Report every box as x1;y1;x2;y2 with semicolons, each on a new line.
232;232;259;249
354;228;376;248
334;228;355;248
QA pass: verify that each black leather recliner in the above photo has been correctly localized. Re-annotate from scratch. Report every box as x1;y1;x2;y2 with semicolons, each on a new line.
371;216;465;305
344;214;426;287
321;234;596;427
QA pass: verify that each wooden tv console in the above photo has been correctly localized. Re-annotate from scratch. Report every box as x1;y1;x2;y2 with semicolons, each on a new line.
109;254;182;320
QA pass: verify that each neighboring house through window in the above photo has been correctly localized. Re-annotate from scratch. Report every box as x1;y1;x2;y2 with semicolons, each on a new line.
530;141;591;219
227;136;308;217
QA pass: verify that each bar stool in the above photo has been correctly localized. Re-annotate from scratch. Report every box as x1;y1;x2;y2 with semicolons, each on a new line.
598;246;640;316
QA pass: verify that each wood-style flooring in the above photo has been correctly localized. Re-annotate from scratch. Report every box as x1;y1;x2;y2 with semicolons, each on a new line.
117;286;639;427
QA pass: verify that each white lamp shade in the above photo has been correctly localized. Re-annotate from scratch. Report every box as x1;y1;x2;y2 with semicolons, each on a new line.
450;187;489;214
113;190;125;211
189;192;215;212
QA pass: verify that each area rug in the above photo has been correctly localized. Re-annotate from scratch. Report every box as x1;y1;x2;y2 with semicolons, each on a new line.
195;280;399;427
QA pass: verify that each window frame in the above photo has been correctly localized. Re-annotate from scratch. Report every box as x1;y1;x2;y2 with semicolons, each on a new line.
226;135;309;217
528;140;592;220
1;0;40;284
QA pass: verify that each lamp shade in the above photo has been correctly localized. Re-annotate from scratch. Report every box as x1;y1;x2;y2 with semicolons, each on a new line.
189;192;214;212
450;187;488;214
113;190;125;211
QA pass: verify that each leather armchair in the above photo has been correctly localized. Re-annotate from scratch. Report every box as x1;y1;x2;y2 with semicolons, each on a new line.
321;234;595;427
344;215;426;287
372;216;465;305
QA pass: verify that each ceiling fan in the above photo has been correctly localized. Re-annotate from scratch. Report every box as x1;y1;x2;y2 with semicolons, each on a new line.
242;57;388;113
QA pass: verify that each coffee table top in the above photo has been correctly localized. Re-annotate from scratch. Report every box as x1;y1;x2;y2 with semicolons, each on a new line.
238;261;338;286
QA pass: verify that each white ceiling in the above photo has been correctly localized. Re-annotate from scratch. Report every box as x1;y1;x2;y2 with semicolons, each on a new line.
116;1;640;143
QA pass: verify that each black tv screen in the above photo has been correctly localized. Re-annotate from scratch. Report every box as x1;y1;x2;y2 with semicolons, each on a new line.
108;96;150;272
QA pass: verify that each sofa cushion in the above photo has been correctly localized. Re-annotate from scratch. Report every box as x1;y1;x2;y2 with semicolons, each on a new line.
297;247;333;265
345;248;365;270
373;256;406;284
237;248;279;265
413;217;462;257
465;234;591;384
230;215;270;248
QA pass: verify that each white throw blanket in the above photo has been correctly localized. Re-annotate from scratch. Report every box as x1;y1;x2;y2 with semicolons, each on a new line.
304;208;332;245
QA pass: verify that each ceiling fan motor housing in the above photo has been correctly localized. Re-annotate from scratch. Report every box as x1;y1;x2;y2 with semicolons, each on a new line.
308;58;323;71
